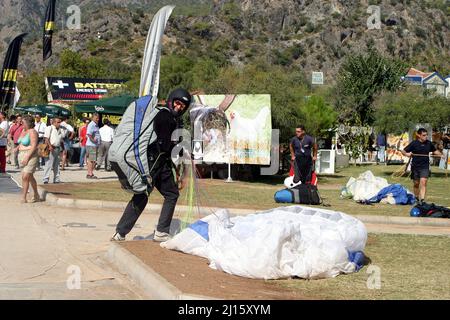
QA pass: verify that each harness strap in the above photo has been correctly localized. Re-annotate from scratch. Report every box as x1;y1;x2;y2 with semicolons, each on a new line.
292;188;300;203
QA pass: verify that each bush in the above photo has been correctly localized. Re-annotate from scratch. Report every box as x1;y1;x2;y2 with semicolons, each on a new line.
413;41;426;54
132;15;141;25
386;34;396;55
298;15;308;27
192;21;212;38
289;44;305;60
305;22;315;33
332;12;341;19
272;49;292;66
414;27;427;39
222;2;243;32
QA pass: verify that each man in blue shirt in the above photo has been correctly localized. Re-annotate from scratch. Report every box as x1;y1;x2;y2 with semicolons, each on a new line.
401;128;442;203
289;125;317;184
86;113;100;179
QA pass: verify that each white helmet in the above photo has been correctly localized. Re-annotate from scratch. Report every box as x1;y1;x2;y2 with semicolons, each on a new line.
284;176;302;189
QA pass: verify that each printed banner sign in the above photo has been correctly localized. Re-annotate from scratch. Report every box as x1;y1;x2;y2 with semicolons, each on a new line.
190;94;272;165
46;77;126;102
386;133;410;163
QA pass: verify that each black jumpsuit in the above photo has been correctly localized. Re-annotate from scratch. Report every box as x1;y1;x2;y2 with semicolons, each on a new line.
116;109;180;236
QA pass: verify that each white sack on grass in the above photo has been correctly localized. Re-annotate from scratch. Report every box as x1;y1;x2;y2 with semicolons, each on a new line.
344;170;389;201
161;205;367;280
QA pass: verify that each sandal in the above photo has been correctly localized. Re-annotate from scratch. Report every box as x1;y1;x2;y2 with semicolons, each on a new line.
31;196;41;203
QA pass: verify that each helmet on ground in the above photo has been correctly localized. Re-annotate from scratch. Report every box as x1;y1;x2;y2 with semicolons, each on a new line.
166;88;192;117
284;176;302;189
410;207;421;217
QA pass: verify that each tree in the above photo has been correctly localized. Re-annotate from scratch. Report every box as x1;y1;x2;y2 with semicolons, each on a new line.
374;86;450;134
159;54;195;99
336;49;407;125
299;96;337;138
19;71;48;105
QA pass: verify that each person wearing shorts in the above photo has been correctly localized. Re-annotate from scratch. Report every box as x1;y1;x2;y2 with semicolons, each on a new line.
16;115;40;203
0;112;9;173
86;113;100;179
86;145;98;162
402;128;442;204
61;118;75;170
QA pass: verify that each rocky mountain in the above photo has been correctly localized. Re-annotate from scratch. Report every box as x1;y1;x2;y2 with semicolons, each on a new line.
0;0;449;82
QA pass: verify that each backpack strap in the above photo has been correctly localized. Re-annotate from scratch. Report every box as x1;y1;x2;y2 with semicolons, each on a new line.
291;188;300;204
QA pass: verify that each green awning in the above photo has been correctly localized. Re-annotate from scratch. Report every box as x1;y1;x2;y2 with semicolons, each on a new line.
14;104;72;118
74;95;136;115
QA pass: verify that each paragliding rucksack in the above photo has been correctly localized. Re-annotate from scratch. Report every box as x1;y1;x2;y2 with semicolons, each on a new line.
274;184;322;205
108;95;172;194
411;202;450;218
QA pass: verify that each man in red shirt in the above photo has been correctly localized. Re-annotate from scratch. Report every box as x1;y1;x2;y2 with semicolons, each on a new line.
8;114;23;169
78;118;90;167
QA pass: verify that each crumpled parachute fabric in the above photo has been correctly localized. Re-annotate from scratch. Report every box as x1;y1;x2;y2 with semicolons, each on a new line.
161;205;367;280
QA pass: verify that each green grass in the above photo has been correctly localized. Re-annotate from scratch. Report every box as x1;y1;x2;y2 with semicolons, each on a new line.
41;164;449;217
273;233;450;300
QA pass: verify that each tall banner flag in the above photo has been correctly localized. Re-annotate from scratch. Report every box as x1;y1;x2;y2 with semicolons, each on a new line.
139;5;175;98
13;87;21;108
0;33;27;112
43;0;56;61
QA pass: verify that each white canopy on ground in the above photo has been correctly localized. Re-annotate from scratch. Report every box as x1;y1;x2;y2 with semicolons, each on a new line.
341;170;389;202
161;206;367;280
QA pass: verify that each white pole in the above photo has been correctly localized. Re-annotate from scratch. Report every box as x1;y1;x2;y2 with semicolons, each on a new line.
226;159;233;183
225;132;233;183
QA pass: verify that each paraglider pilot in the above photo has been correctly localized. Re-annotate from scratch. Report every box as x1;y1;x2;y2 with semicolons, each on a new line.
111;89;192;242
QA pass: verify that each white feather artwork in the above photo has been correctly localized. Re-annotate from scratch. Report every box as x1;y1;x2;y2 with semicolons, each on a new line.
229;106;271;142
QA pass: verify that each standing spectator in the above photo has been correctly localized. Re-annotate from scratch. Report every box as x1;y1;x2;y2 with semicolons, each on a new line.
78;118;90;168
9;114;23;169
34;114;47;170
16;115;40;203
376;132;387;164
60;118;75;170
401;128;443;204
97;119;114;171
0;112;9;174
86;113;100;179
367;133;376;162
439;132;450;170
289;125;318;184
6;115;16;165
43;117;66;184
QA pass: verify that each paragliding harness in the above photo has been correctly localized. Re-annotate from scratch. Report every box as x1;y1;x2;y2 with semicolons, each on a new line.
288;184;322;205
275;158;325;206
109;95;175;195
413;202;450;218
289;158;327;206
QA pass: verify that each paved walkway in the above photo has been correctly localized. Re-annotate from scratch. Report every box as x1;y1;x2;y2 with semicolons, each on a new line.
0;173;21;194
6;163;117;185
364;222;450;237
0;192;159;299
